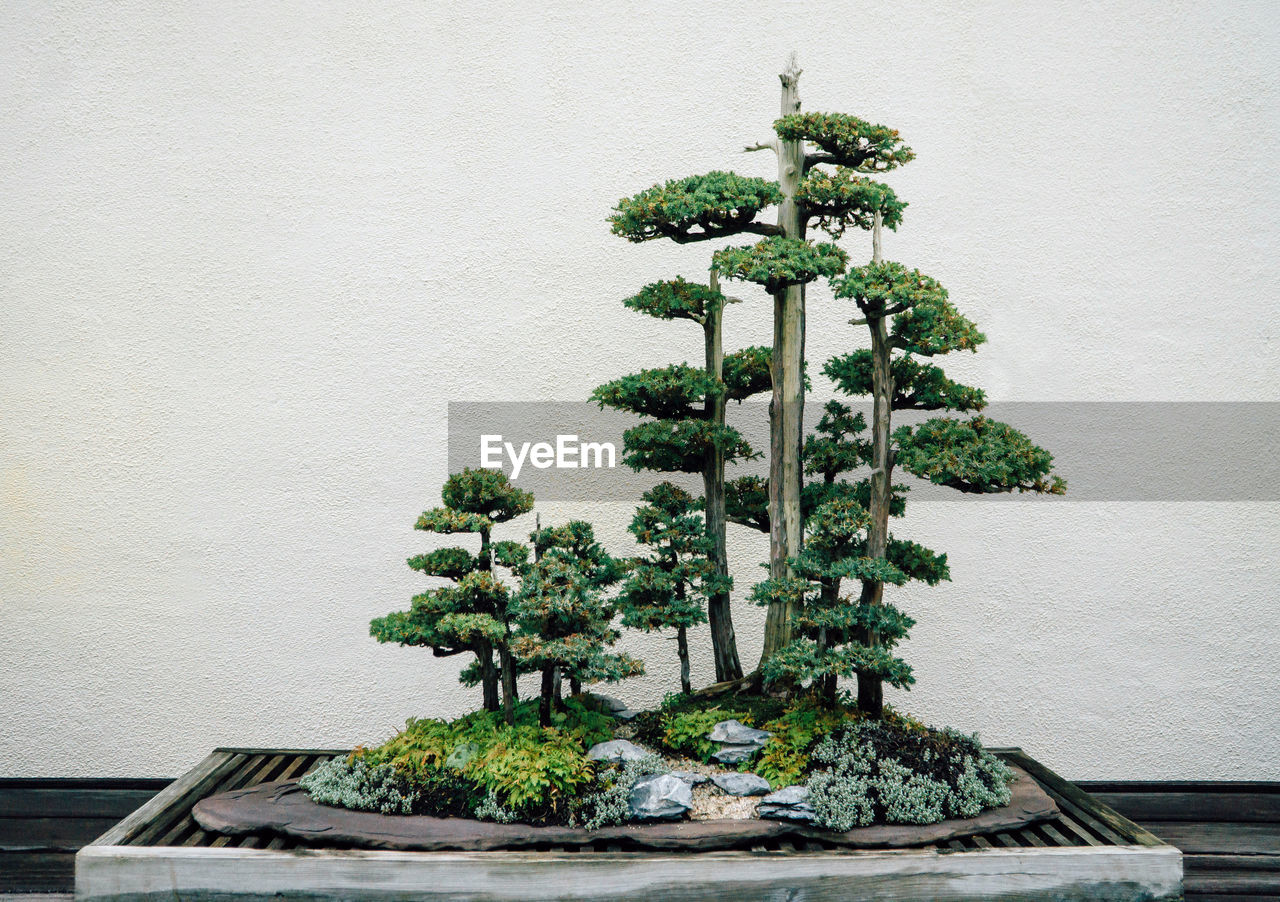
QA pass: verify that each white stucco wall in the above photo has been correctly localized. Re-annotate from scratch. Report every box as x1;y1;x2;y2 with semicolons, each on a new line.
2;1;1277;780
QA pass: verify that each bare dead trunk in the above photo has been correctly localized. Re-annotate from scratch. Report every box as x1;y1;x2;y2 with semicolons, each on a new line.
703;270;743;682
857;212;892;718
762;57;806;663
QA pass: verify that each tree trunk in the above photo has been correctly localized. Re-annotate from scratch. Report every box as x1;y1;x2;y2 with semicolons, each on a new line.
552;666;562;704
762;57;806;662
539;665;555;727
857;212;892;718
703;270;743;682
499;644;517;724
478;639;499;712
569;676;581;696
677;626;691;695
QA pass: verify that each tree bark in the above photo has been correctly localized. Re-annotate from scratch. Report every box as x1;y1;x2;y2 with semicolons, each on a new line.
762;57;806;662
479;524;517;722
478;639;499;712
703;270;743;682
499;645;518;724
857;212;891;718
677;626;691;695
539;665;555;727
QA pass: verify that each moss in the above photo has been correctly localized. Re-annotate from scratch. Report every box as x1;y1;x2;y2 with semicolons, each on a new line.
310;700;610;825
805;719;1014;829
570;754;670;830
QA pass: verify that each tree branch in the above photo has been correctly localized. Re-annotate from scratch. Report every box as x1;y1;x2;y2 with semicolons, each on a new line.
431;646;470;658
804;152;837;171
661;219;784;244
744;140;778;155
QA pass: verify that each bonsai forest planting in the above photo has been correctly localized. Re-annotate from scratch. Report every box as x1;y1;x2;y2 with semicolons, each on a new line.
304;63;1066;837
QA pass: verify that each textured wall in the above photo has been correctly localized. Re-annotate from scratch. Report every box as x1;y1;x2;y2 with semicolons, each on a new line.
2;1;1277;780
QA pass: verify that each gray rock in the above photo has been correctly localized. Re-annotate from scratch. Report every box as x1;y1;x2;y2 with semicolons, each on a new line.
614;708;641;722
708;720;772;745
710;772;772;796
586;739;651;763
760;785;810;807
589;693;629;713
712;743;761;765
669;770;709;785
758;803;816;822
757;784;815;821
627;774;693;821
444;742;478;771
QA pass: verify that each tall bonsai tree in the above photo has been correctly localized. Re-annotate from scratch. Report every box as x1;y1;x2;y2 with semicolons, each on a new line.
617;482;727;693
609;60;1065;707
827;237;1065;715
513;522;643;726
608;59;907;671
592;271;773;683
370;467;533;723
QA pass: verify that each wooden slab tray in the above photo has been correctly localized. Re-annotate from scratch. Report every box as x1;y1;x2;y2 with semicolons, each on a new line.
192;765;1059;852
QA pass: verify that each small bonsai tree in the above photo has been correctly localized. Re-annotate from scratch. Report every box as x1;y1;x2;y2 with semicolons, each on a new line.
514;521;642;726
370;467;532;723
617;482;728;693
591;274;773;684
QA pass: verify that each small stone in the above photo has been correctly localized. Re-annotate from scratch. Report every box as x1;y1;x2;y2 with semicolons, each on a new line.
710;772;772;796
444;742;478;771
712;744;761;765
669;770;709;785
758;803;816;822
627;774;693;821
760;785;809;807
708;720;772;745
588;693;629;713
757;784;815;821
586;739;651;763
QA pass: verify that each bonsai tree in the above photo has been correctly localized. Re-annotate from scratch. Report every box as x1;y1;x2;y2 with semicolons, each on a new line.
617;482;729;693
608;59;910;670
514;520;643;725
592;272;773;683
370;467;533;723
826;242;1065;715
610;59;1064;707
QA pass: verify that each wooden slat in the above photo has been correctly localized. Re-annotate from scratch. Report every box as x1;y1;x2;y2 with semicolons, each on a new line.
1088;789;1280;824
214;747;351;756
1001;749;1162;847
0;816;120;851
1184;857;1280;896
1144;822;1280;856
0;785;166;819
1052;813;1103;847
89;751;241;848
73;844;1186;902
134;754;263;848
0;850;77;893
1038;822;1075;847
